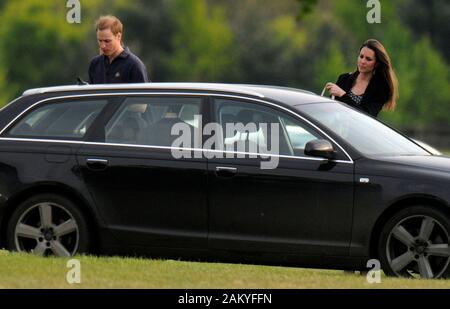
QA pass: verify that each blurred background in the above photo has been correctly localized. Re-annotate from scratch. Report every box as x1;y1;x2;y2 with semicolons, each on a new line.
0;0;448;152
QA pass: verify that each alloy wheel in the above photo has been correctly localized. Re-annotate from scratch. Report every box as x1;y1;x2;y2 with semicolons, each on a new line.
14;202;79;257
386;215;450;278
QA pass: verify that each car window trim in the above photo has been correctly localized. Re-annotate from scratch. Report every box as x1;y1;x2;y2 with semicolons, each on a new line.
0;137;352;164
0;92;354;164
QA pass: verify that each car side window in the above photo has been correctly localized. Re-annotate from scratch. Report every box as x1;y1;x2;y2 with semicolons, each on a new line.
214;99;321;157
281;116;321;156
7;99;108;139
105;97;202;147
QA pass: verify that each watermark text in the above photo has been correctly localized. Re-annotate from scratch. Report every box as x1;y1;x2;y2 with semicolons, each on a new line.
66;259;81;284
366;0;381;24
66;0;81;24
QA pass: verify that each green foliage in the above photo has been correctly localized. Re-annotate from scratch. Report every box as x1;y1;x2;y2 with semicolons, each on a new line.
0;0;448;128
0;68;9;105
0;0;100;102
296;0;318;18
220;0;311;87
298;5;356;92
383;38;450;126
313;43;348;92
162;0;234;82
267;15;310;87
397;0;450;63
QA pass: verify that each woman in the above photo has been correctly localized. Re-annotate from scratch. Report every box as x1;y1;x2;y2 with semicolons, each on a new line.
326;39;398;117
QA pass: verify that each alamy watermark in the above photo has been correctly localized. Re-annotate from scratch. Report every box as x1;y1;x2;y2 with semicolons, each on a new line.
66;258;81;284
66;0;81;24
65;1;380;25
366;259;382;284
366;0;381;24
171;116;281;170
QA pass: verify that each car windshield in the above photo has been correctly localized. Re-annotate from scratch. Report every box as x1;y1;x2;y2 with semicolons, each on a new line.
296;102;430;157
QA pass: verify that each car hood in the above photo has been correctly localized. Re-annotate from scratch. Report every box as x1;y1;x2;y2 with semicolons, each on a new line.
376;155;450;173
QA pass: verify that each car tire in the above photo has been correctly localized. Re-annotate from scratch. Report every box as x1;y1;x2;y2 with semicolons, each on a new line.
6;194;90;257
378;206;450;279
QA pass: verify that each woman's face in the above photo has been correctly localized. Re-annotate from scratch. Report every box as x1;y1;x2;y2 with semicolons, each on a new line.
358;47;377;74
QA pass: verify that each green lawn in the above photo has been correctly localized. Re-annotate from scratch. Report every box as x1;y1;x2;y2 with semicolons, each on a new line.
1;250;449;288
443;149;450;156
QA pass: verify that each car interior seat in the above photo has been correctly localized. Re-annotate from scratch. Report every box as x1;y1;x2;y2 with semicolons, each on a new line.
138;110;194;147
108;104;148;144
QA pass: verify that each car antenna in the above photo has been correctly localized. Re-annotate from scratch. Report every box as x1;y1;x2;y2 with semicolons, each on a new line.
77;77;89;85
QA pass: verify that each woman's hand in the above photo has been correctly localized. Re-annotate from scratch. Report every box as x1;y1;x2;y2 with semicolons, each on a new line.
326;83;346;98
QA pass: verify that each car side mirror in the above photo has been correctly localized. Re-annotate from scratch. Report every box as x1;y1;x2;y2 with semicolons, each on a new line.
305;139;336;160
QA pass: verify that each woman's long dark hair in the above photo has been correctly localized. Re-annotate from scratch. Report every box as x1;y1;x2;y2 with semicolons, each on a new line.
359;39;398;111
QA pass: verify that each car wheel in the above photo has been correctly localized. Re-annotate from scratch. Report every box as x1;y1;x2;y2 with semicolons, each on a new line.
7;194;90;257
379;206;450;279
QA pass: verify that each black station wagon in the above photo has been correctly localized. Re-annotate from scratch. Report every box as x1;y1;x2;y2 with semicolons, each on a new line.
0;83;449;279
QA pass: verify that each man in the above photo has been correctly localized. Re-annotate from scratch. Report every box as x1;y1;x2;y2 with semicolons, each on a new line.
88;15;149;84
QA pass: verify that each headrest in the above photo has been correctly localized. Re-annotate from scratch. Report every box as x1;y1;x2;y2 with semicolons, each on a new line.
128;103;147;113
163;112;179;119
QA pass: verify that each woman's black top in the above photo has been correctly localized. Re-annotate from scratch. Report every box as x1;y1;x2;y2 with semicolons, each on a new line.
335;71;390;117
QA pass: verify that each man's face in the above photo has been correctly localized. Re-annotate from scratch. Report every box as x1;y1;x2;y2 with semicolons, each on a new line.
97;28;122;57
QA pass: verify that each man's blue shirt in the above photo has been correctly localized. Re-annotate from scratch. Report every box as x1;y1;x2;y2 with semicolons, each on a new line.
88;47;149;84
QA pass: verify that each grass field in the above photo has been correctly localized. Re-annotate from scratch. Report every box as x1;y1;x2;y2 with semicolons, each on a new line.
1;250;449;289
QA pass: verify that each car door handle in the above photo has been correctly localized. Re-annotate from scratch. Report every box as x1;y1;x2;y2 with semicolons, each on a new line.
215;166;238;178
86;158;109;170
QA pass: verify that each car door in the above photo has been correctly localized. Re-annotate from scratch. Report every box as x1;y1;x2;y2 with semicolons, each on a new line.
0;96;109;193
206;97;354;256
76;95;208;250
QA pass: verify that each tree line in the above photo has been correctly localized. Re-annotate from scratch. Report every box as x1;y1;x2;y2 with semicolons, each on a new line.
0;0;448;128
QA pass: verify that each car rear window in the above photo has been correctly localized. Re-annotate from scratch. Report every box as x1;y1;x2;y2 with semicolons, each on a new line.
7;99;108;139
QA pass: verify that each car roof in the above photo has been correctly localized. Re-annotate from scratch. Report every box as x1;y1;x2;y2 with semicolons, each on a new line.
22;83;334;106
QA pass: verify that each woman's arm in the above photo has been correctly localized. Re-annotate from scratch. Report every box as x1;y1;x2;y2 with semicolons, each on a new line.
333;73;361;107
336;92;359;107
